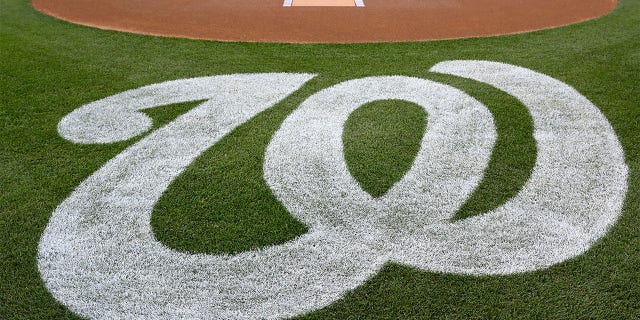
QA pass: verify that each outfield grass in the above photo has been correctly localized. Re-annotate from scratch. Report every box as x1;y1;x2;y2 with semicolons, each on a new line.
1;0;639;318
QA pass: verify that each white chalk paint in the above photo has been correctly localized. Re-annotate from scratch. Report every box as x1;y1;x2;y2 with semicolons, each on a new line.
415;60;628;274
41;73;347;320
265;75;496;249
39;62;628;319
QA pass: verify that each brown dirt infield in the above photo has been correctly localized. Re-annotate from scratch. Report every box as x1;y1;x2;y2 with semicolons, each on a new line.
31;0;618;43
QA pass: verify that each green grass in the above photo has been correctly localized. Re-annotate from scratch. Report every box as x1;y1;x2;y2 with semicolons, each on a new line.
1;0;639;318
344;100;427;199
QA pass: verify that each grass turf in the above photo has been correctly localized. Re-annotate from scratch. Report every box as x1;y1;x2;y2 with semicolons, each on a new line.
1;0;639;318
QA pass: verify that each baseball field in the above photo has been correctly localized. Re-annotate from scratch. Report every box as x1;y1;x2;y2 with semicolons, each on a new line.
1;0;639;319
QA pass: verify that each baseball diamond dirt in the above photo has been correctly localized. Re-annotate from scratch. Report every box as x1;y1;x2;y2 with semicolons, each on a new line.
31;0;618;43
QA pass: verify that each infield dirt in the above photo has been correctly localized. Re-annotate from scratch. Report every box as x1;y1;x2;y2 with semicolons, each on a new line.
31;0;618;43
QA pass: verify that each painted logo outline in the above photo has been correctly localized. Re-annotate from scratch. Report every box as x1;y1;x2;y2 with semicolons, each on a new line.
39;61;628;319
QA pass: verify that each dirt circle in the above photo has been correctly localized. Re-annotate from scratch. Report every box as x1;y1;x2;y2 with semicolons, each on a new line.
31;0;618;43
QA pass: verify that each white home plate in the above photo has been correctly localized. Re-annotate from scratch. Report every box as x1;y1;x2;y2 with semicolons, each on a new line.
283;0;365;7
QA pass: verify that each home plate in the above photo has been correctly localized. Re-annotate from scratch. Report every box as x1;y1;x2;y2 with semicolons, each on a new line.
284;0;365;6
